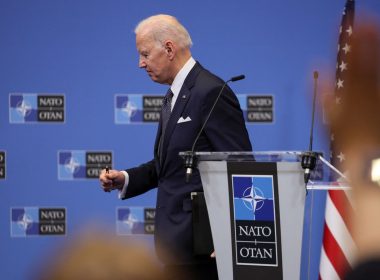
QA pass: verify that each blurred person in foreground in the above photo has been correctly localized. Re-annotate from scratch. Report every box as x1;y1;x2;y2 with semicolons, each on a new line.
36;231;166;280
99;14;252;280
324;19;380;280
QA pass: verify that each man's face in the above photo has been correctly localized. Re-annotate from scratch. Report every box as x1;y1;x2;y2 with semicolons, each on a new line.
136;33;171;84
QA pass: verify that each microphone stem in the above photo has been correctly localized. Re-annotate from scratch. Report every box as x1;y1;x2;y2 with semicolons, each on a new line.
190;82;229;153
309;72;318;151
184;75;244;183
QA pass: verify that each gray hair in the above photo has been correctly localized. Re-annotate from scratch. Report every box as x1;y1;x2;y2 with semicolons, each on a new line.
134;14;193;49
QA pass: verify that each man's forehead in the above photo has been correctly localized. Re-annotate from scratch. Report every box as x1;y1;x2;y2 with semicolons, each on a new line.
136;33;161;52
136;31;154;44
137;43;153;55
136;26;154;40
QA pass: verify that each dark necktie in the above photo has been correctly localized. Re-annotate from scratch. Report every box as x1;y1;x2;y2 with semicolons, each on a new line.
158;89;173;163
161;88;173;136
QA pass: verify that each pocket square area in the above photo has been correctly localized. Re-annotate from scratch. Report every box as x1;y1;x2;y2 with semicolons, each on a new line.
177;116;192;123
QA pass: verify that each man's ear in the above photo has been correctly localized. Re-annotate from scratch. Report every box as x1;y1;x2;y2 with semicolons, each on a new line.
164;40;175;60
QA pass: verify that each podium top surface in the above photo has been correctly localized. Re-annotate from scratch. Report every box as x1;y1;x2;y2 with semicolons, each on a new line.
180;151;351;190
179;151;306;162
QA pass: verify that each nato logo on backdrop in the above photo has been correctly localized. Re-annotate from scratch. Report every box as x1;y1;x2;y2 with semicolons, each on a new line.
116;207;155;235
58;150;112;180
0;151;5;179
237;95;274;123
114;94;273;124
9;93;65;123
11;207;66;237
232;175;278;266
115;94;164;124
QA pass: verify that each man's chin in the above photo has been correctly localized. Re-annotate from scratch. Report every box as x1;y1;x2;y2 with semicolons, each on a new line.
148;75;162;84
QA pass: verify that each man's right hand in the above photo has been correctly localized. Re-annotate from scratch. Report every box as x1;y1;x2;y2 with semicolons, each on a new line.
99;169;125;192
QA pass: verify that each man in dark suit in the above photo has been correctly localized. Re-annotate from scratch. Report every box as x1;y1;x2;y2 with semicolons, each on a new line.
99;14;252;280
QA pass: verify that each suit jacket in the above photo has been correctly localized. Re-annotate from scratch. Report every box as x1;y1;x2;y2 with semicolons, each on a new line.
122;62;252;264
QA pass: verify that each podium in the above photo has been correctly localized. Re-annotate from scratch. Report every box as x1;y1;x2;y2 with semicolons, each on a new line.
195;151;306;280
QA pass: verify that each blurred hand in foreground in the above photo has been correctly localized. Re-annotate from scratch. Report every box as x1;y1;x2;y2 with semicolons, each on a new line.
324;20;380;264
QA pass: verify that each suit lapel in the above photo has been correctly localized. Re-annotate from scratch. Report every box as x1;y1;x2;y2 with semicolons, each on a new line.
153;116;163;174
158;62;203;173
159;87;191;169
154;120;162;156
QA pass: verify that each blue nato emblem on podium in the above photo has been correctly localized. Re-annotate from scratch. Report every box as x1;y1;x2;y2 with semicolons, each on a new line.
233;176;275;221
232;175;278;266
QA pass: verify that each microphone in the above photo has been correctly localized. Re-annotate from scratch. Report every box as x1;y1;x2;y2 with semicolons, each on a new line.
301;71;319;185
230;75;245;82
184;75;245;183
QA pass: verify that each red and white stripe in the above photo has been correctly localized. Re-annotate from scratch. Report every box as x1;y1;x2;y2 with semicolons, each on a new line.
319;190;355;280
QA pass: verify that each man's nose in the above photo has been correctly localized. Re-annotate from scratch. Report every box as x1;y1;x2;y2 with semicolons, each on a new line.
139;57;146;68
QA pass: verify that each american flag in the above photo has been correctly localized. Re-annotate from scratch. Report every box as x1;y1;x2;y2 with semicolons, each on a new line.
319;1;356;279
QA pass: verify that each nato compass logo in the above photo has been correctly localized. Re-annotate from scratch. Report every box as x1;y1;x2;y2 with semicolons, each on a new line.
58;150;112;180
116;207;155;235
232;175;278;266
115;94;164;124
11;207;66;237
9;93;65;123
0;151;5;179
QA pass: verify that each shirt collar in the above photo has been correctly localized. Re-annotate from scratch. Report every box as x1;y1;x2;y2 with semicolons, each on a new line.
170;57;196;98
